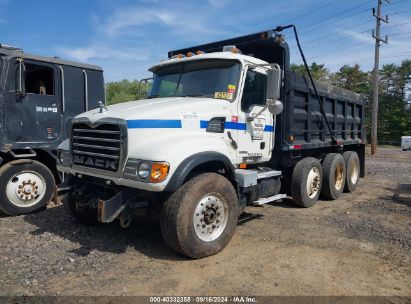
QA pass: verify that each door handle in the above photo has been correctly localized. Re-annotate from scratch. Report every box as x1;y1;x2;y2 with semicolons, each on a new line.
227;131;238;150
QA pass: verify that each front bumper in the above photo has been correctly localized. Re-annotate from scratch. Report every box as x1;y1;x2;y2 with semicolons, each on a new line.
57;165;168;192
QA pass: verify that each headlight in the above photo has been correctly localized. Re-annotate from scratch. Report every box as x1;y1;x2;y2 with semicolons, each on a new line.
137;162;150;179
125;160;170;183
149;162;169;183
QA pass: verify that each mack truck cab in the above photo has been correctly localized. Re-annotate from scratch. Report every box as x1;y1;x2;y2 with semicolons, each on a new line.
57;29;365;258
0;44;104;216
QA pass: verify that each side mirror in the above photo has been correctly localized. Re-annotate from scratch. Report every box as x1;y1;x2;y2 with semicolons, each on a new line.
266;66;281;100
138;77;153;98
16;58;26;96
267;99;284;115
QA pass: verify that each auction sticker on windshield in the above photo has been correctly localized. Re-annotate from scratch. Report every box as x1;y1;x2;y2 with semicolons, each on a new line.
214;92;233;100
228;84;236;93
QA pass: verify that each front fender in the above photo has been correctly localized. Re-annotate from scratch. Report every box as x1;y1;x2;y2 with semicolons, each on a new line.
164;151;236;191
126;131;235;190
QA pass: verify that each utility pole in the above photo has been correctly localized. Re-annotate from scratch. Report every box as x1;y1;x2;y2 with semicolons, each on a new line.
371;0;389;155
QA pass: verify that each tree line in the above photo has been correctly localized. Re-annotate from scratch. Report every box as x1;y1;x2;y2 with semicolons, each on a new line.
106;60;411;145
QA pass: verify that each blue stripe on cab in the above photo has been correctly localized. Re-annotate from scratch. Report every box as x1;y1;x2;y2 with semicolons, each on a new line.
264;125;274;132
126;119;274;132
200;120;209;129
224;121;247;130
127;119;182;129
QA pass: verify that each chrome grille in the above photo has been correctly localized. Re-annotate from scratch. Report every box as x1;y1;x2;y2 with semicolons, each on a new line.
72;123;121;172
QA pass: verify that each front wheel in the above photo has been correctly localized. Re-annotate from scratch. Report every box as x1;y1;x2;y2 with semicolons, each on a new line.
0;160;55;216
160;173;238;259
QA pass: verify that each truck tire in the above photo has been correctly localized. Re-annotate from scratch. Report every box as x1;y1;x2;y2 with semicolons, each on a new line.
343;151;360;193
321;153;346;200
62;193;99;226
291;157;322;208
160;172;238;259
0;160;54;216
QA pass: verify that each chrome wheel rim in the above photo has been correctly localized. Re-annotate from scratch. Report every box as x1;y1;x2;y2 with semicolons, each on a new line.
306;167;321;198
350;162;359;185
335;163;344;191
193;193;228;242
6;171;46;208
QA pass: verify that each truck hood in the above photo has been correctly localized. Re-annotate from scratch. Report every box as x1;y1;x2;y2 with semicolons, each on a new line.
76;97;231;123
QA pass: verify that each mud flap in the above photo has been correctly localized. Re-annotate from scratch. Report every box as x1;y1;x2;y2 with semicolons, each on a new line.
52;185;59;205
97;190;133;223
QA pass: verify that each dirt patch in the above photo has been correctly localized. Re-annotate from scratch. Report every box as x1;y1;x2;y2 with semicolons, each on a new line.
0;148;410;296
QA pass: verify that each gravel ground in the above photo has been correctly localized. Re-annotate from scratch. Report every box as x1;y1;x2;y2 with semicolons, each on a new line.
0;147;410;296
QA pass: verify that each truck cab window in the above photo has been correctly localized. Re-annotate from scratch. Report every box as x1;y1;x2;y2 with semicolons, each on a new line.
25;64;54;95
241;70;267;112
149;60;240;100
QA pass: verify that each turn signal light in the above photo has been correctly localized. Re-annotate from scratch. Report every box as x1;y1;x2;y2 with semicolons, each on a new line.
150;162;170;183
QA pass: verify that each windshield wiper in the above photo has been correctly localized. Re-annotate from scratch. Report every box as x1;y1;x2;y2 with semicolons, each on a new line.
148;94;205;98
179;94;204;97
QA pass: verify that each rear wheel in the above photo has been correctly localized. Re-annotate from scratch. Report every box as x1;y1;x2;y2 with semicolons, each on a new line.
321;153;346;200
343;151;360;193
0;160;54;216
160;173;238;259
291;157;322;208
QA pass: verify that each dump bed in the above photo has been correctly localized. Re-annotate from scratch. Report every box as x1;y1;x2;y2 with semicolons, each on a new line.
276;71;365;151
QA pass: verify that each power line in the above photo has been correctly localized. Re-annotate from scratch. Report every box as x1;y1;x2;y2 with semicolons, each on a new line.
302;29;372;51
385;21;411;27
287;20;373;47
300;1;374;34
387;7;411;15
386;31;411;35
327;51;410;68
285;1;375;45
308;41;369;61
386;0;411;5
280;0;339;25
288;5;410;48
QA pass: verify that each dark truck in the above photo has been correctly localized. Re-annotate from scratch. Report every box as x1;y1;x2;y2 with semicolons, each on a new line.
57;28;365;258
0;44;105;215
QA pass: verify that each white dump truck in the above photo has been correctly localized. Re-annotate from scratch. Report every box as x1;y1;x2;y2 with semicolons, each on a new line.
57;28;365;258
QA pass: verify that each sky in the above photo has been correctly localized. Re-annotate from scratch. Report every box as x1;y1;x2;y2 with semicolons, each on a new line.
1;0;410;82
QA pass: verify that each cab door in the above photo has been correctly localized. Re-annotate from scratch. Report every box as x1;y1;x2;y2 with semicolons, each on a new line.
235;67;274;162
4;58;61;143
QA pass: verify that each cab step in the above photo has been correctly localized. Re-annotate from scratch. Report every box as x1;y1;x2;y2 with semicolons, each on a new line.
253;194;287;206
257;170;282;179
235;169;282;188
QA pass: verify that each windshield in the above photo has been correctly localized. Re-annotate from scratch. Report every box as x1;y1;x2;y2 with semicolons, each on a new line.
149;59;241;100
